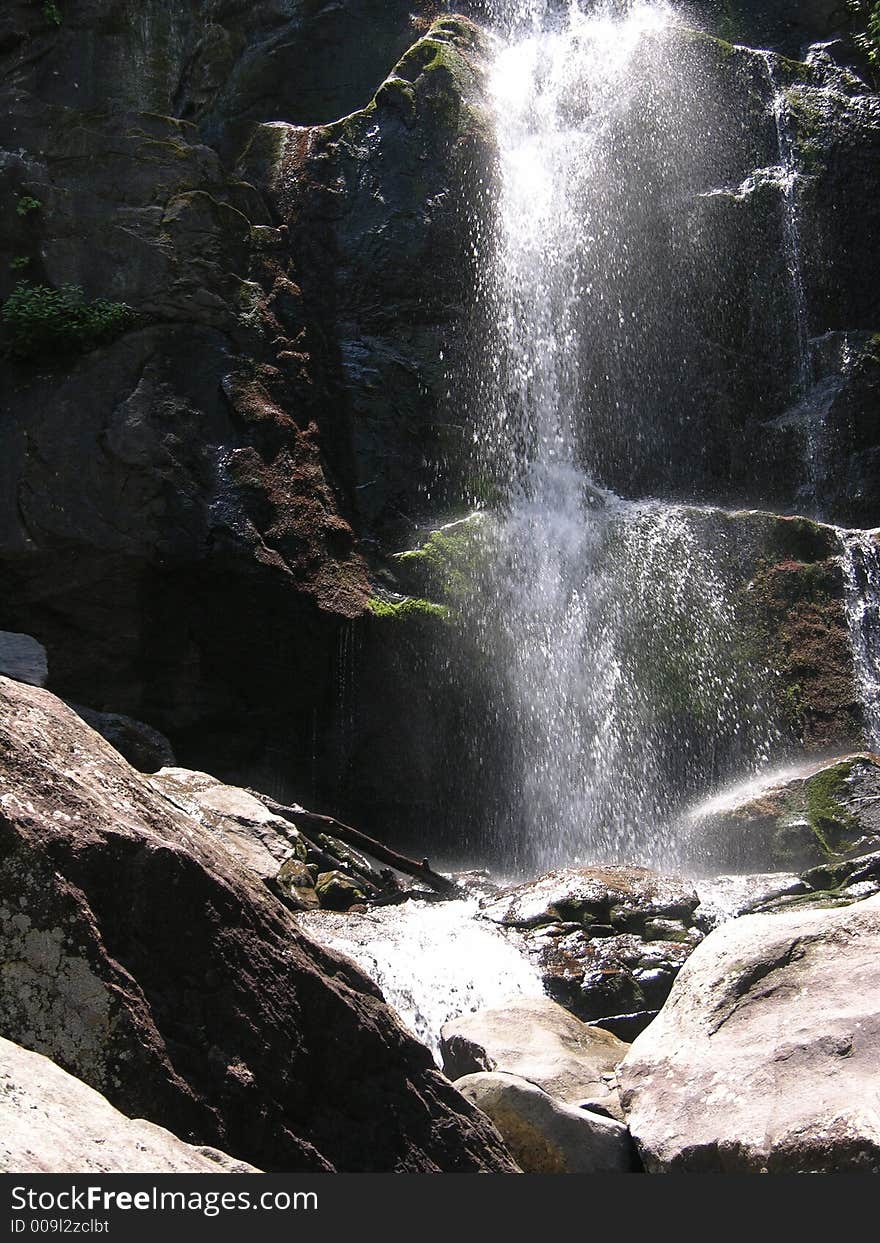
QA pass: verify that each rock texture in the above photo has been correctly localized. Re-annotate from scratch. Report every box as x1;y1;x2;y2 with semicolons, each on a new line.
0;675;516;1173
480;867;705;1039
440;997;629;1120
0;7;493;812
0;1037;259;1175
687;753;880;871
618;894;880;1172
454;1072;636;1174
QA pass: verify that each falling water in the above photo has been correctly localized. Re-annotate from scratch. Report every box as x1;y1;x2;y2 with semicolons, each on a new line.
759;51;813;400
461;1;783;874
840;530;880;750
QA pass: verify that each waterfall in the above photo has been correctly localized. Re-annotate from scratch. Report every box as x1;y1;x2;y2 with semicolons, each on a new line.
759;51;813;401
840;530;880;751
456;1;783;874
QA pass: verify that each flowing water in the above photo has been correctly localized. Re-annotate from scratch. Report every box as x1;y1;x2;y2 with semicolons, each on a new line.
459;1;786;873
299;897;544;1062
305;1;880;1046
840;529;880;751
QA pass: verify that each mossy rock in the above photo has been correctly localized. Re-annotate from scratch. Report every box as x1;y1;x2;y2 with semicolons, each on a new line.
315;870;366;912
367;594;450;622
392;513;488;604
275;858;320;911
694;755;880;871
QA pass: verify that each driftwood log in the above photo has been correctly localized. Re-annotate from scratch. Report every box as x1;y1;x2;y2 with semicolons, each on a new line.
250;792;459;897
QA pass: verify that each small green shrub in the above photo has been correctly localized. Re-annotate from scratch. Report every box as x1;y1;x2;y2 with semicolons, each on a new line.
850;1;880;68
9;256;31;271
16;196;42;217
42;2;62;27
2;282;136;360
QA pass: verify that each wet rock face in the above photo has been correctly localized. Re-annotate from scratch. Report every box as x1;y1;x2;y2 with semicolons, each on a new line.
704;0;854;55
0;9;495;790
0;1;432;155
0;676;516;1173
618;894;880;1172
249;16;496;544
479;867;706;1039
686;753;880;873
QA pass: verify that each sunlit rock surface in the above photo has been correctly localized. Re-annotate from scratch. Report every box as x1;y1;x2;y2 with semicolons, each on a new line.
454;1071;636;1174
0;1038;259;1175
440;996;629;1120
619;894;880;1172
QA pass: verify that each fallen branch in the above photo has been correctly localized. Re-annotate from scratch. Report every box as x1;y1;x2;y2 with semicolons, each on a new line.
251;792;460;897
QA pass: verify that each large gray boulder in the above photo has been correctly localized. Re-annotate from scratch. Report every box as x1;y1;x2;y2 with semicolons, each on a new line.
454;1072;636;1174
0;1037;258;1174
441;997;629;1119
618;894;880;1172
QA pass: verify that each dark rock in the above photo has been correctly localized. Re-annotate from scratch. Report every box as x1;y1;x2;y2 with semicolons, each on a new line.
248;15;496;544
275;859;320;912
0;630;47;687
0;1;435;156
70;705;176;772
315;870;366;912
479;868;704;1034
699;0;855;56
0;675;516;1173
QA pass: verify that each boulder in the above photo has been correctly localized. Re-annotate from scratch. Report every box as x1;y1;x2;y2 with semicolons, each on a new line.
149;766;308;886
479;867;704;1037
0;630;47;687
315;870;367;912
0;1037;258;1174
686;754;880;872
454;1072;636;1174
618;894;880;1172
0;675;516;1173
440;997;629;1120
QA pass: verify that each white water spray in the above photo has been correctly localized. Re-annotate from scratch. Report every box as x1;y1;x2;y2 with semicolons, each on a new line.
466;2;782;872
840;529;880;750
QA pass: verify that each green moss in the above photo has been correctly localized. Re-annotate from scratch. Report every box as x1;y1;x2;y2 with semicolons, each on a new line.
677;27;738;59
394;516;486;603
367;595;450;622
41;1;62;27
804;761;859;852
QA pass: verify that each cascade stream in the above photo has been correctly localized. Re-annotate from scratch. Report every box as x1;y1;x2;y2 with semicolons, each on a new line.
305;0;880;1051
